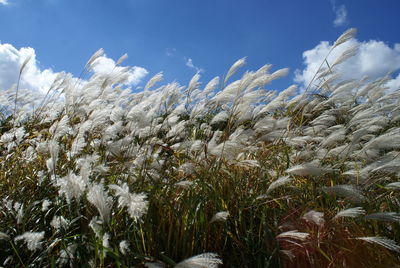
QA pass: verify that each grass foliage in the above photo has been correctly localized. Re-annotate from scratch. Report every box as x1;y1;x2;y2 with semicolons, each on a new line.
1;29;400;267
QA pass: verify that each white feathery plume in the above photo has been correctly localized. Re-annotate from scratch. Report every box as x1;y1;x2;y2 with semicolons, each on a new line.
203;76;220;95
58;243;78;266
266;176;293;194
175;181;195;189
224;57;246;84
46;139;60;174
86;48;105;70
276;230;310;241
116;53;128;66
310;114;336;127
302;210;325;226
320;128;346;148
119;240;130;255
70;136;86;158
361;133;400;152
334;207;366;219
212;80;240;104
322;184;366;203
14;231;45;251
187;72;201;94
0;232;10;240
333;28;357;48
350;128;369;147
356;237;400;253
19;54;32;75
56;172;86;204
49;115;70;140
175;252;222;268
15;202;24;224
365;212;400;222
331;46;359;69
331;81;358;97
237;159;260;168
385;182;400;190
110;106;125;123
102;233;110;249
50;216;70;231
89;217;102;238
210;110;229;125
109;183;148;222
144;72;163;91
285;161;333;177
269;68;290;82
210;211;229;223
87;183;112;223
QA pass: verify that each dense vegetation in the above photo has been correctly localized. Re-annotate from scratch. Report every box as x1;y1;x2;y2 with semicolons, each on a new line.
1;29;400;267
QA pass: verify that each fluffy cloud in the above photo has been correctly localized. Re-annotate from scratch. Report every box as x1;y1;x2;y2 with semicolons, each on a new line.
185;58;203;73
330;0;348;27
91;56;148;86
0;43;148;96
0;43;58;94
294;39;400;91
0;0;9;5
333;5;348;27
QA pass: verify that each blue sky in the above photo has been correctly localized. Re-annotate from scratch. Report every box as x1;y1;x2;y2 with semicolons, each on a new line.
1;0;400;92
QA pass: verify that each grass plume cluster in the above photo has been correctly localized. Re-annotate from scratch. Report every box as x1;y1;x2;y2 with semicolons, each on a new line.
1;29;400;267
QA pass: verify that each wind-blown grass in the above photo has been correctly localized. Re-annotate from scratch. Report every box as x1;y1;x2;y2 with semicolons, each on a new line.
1;28;400;267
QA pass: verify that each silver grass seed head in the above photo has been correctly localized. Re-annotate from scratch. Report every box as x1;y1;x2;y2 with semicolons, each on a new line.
224;57;246;84
14;231;45;251
210;211;229;223
87;183;112;223
175;253;222;268
302;210;325;226
20;54;32;75
86;48;105;70
365;212;400;223
356;236;400;253
276;230;310;241
333;28;357;48
266;176;293;194
334;207;366;219
116;53;128;66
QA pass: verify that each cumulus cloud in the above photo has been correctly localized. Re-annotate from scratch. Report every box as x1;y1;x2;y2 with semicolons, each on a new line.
0;0;9;5
0;43;148;97
91;56;148;86
294;39;400;91
185;58;203;73
0;43;58;94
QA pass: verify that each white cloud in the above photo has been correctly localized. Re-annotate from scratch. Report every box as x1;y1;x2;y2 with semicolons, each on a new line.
386;73;400;91
91;56;148;86
0;43;58;94
294;39;400;91
165;48;176;57
0;0;9;5
185;58;203;73
333;5;348;27
0;43;149;98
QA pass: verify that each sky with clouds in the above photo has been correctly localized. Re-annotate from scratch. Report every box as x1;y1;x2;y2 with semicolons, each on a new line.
0;0;400;94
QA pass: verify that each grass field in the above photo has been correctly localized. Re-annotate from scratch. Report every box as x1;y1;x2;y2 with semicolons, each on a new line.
1;28;400;267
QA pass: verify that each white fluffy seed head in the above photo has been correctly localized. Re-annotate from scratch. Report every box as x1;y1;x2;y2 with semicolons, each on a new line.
14;231;45;251
334;207;366;219
210;211;229;223
175;253;223;268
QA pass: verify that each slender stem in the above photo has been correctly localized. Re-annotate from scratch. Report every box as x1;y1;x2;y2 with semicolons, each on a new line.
10;240;26;268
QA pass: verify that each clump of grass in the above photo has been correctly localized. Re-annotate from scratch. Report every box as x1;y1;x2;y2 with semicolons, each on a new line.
1;28;400;267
